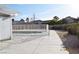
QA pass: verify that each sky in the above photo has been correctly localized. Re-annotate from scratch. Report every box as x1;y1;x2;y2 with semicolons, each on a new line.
6;4;79;21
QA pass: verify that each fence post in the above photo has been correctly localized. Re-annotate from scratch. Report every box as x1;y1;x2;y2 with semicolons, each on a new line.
46;24;49;35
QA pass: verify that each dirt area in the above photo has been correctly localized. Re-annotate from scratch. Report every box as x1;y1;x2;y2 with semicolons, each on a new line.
56;30;79;54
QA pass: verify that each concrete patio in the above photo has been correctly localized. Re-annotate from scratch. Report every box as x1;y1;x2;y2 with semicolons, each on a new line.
0;30;69;54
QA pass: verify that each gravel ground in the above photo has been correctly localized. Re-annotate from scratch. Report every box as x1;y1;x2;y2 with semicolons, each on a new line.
56;30;79;54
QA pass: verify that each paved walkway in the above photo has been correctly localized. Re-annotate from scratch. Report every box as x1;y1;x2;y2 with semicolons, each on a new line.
0;30;69;54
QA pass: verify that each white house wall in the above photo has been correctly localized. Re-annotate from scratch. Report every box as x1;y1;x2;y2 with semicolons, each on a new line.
0;17;12;40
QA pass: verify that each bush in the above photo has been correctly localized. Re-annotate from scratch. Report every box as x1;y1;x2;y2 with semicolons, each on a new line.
66;23;79;35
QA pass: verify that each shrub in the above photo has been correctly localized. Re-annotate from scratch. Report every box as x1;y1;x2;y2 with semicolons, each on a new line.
66;23;79;35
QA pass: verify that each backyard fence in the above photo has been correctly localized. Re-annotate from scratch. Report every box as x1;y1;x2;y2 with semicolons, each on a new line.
12;24;49;35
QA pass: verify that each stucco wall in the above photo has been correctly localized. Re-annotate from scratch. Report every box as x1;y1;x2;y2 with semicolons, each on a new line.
0;17;12;40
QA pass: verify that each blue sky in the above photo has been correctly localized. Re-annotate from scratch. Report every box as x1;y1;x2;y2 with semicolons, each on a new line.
7;4;79;21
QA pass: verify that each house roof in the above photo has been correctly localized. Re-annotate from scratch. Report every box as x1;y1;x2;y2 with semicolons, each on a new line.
0;8;18;17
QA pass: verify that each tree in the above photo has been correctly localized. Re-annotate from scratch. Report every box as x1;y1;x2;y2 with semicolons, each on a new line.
20;19;24;22
57;20;63;24
12;18;15;22
26;17;29;22
48;16;60;25
53;16;59;21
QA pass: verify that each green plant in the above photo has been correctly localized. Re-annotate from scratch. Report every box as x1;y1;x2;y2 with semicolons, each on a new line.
66;23;79;35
